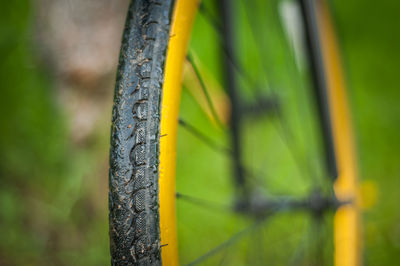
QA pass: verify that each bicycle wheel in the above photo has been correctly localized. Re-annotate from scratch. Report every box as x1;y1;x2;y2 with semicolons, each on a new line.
108;0;361;265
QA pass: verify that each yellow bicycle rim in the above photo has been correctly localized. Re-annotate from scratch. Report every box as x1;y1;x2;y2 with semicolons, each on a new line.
159;1;199;265
159;0;361;265
317;1;362;266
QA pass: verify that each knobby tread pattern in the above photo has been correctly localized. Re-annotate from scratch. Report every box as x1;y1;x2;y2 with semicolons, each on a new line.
109;1;173;265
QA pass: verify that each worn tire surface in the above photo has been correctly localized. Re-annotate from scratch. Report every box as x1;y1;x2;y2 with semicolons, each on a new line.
109;1;173;265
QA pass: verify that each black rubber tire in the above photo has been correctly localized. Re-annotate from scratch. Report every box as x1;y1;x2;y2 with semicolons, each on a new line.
109;1;174;265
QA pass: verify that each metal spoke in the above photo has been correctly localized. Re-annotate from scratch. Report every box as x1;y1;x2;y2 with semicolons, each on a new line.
198;4;261;95
198;2;222;33
252;225;266;265
241;0;321;184
176;192;231;212
299;0;338;180
218;247;232;266
310;215;326;266
187;53;224;129
178;118;230;155
197;0;330;188
287;218;310;265
179;117;268;189
186;220;265;266
274;113;320;183
199;1;319;190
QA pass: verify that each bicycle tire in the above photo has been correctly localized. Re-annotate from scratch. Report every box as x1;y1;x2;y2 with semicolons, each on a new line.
109;1;174;265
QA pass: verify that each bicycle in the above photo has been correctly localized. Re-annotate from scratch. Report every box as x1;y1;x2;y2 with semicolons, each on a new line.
109;0;361;265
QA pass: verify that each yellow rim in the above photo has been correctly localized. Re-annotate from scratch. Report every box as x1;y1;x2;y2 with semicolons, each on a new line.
316;1;362;266
159;1;361;265
159;1;199;265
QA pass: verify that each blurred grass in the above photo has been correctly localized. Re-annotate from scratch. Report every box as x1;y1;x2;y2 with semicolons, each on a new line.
333;0;400;264
0;1;110;265
0;0;399;265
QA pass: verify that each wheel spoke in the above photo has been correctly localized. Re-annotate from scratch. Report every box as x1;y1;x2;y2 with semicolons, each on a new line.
179;117;268;189
218;246;232;266
241;0;322;184
287;218;310;265
199;0;320;189
310;215;326;265
178;118;230;155
186;220;266;266
176;192;231;212
187;53;224;129
198;2;222;33
198;5;261;95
